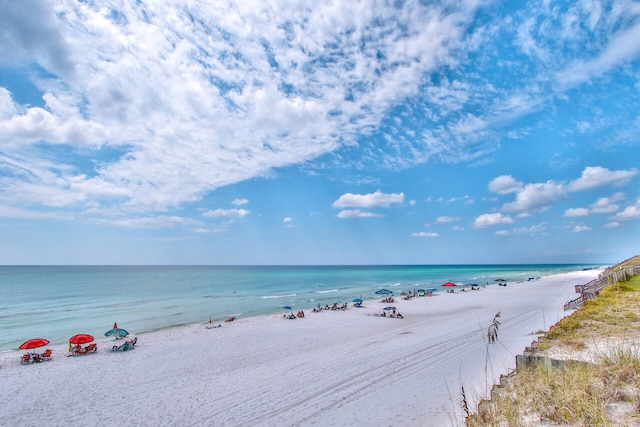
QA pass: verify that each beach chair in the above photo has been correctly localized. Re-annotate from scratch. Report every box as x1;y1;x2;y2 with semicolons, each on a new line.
41;349;52;360
21;353;31;365
84;343;97;353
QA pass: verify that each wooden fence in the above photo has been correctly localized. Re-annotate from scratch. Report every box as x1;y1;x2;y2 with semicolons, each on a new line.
564;265;640;311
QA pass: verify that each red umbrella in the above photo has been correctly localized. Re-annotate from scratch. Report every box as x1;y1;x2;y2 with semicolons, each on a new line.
441;282;457;287
19;338;50;350
69;334;94;344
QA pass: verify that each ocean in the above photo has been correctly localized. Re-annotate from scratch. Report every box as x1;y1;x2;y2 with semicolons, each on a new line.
0;264;603;352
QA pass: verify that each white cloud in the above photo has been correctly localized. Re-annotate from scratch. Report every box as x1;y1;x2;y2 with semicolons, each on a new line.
496;167;637;215
202;208;250;218
0;0;482;218
473;213;514;228
283;217;293;223
1;0;639;237
0;0;74;77
565;196;640;225
567;166;637;192
564;208;589;217
411;231;439;237
232;198;249;206
502;181;566;212
488;175;523;194
572;225;592;232
589;193;624;214
611;198;640;221
333;190;404;209
336;209;382;219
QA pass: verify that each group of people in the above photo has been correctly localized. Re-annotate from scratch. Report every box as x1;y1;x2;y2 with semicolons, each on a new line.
283;310;305;319
70;343;97;355
21;349;52;364
379;307;404;319
312;303;349;312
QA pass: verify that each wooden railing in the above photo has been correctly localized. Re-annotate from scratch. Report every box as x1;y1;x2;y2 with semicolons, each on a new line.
564;264;639;310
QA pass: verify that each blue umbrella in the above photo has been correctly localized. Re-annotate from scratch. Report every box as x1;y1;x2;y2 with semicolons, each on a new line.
281;305;292;310
375;289;393;295
352;298;363;303
105;322;129;338
383;306;396;310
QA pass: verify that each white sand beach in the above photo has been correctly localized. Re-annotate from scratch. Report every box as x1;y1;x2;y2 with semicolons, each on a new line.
0;269;602;426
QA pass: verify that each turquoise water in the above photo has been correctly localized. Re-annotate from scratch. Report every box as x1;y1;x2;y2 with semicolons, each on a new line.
0;264;603;351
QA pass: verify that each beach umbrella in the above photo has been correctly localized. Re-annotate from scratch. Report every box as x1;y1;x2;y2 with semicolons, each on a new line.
441;282;457;287
494;278;506;282
104;322;129;338
281;305;292;310
352;298;363;303
375;289;393;295
383;306;396;311
69;334;94;345
19;338;49;350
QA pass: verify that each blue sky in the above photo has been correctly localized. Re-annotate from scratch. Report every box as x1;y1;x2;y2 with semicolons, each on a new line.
0;0;639;265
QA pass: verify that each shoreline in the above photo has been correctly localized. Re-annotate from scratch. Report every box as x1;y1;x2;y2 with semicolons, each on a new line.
0;268;603;426
0;263;602;352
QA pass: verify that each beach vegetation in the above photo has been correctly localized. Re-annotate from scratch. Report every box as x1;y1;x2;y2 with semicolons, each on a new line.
466;260;640;426
487;312;501;344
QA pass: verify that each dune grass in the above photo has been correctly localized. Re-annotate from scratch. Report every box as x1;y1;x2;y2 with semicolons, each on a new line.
466;268;640;426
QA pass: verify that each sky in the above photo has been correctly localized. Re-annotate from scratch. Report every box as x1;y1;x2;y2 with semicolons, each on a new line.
0;0;639;265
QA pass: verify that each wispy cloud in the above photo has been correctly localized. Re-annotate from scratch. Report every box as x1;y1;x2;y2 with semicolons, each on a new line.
0;0;481;219
495;224;546;236
411;231;439;238
202;208;250;218
436;216;460;224
232;198;249;206
336;209;382;219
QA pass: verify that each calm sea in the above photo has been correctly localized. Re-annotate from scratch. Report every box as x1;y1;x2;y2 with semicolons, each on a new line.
0;264;602;352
